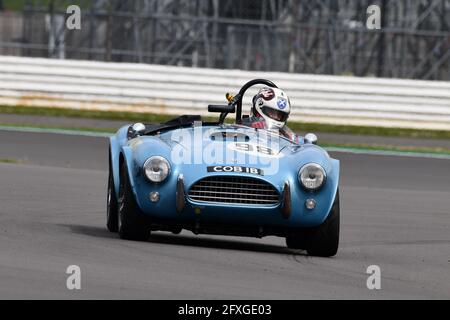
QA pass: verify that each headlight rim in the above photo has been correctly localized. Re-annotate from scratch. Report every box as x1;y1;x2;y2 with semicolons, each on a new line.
143;156;171;184
298;162;327;191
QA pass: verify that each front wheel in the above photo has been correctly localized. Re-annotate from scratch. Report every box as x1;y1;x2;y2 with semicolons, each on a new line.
118;161;150;241
285;190;340;257
306;190;340;257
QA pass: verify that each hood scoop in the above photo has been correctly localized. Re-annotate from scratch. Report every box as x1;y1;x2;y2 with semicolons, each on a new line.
210;131;250;142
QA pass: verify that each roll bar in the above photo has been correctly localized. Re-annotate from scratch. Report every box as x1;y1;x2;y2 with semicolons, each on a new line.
208;79;278;125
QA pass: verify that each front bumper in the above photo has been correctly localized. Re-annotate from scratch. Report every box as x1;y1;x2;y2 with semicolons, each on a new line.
131;169;338;229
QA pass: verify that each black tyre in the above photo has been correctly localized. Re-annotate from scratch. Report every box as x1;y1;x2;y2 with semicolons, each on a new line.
286;232;308;250
106;152;119;232
118;161;150;241
306;190;340;257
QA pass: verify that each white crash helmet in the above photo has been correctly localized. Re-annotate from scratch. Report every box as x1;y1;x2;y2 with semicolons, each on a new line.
252;87;291;129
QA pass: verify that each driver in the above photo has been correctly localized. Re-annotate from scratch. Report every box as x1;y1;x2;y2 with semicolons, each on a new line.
242;87;299;143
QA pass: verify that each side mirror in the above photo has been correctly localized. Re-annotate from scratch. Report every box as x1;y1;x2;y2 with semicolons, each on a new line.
305;133;318;145
131;123;146;136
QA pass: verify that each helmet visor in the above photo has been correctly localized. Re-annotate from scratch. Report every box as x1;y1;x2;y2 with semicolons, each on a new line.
261;106;289;122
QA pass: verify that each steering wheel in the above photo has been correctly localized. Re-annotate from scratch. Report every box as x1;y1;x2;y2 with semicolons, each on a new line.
234;79;278;124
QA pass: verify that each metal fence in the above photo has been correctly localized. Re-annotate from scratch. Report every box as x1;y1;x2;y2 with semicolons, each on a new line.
1;55;449;130
0;0;450;80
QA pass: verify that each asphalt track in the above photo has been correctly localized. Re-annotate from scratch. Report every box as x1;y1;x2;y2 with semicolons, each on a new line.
0;130;449;299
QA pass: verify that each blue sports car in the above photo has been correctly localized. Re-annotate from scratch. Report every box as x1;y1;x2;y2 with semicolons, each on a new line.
107;79;340;257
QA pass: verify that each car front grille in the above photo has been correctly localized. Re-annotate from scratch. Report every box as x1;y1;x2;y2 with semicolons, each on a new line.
188;176;280;205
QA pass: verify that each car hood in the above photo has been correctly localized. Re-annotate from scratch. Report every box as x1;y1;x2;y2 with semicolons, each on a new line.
127;125;332;177
122;124;333;183
160;124;296;154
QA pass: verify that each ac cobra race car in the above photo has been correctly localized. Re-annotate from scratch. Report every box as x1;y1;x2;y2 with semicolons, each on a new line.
107;79;340;257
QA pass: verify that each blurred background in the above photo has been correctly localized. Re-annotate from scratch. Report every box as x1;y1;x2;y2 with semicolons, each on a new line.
0;0;449;80
1;1;450;301
0;0;450;150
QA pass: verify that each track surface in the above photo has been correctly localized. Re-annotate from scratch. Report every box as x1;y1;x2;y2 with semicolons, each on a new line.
0;130;449;299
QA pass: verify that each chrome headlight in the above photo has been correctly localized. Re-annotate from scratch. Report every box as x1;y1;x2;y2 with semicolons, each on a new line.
299;163;326;191
143;156;171;183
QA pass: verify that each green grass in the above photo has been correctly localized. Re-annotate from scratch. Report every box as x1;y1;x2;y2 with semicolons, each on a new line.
320;142;450;156
2;0;26;11
0;158;22;164
2;122;450;156
3;0;90;11
0;105;221;125
0;122;115;134
289;122;450;140
1;105;450;140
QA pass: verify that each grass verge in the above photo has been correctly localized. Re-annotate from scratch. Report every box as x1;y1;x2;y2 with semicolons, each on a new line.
0;123;114;134
1;123;450;156
0;105;189;124
3;0;90;11
320;142;450;156
0;158;23;164
2;105;450;140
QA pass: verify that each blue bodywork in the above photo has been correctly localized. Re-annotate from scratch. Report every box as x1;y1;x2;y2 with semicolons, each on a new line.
110;123;340;231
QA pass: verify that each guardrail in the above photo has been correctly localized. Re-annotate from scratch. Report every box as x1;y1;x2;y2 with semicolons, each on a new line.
1;55;449;130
